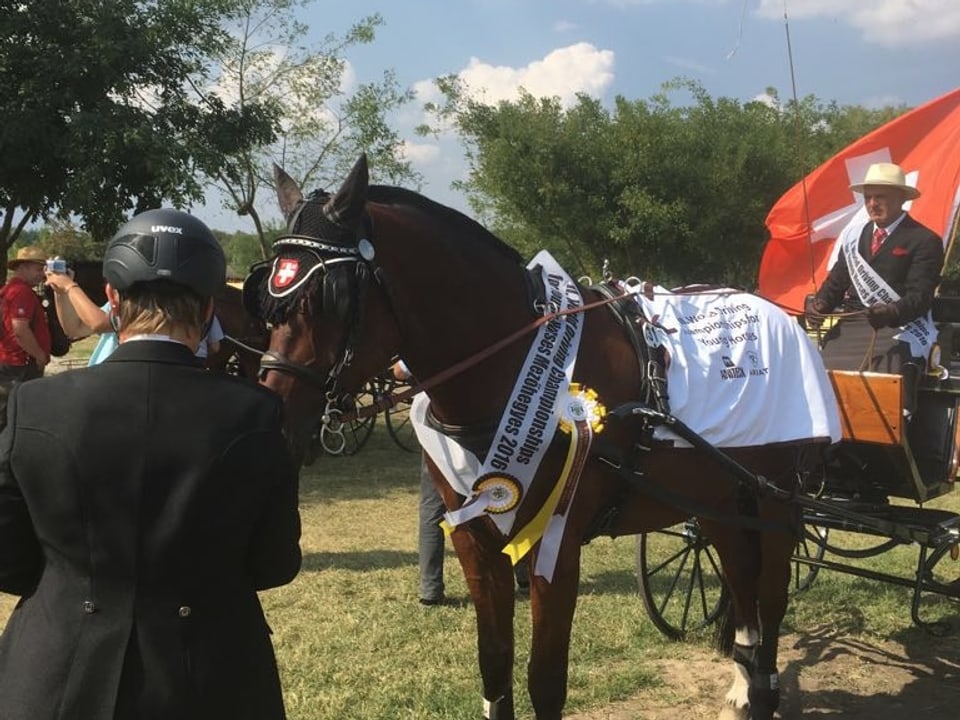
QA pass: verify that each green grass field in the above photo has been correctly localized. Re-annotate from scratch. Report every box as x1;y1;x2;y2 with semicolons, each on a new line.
2;340;959;718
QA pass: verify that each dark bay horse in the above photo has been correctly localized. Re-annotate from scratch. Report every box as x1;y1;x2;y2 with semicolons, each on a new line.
246;156;827;720
208;283;268;378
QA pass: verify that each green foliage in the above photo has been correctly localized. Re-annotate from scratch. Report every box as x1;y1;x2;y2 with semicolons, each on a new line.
429;78;907;287
0;0;278;259
208;1;420;257
29;220;102;262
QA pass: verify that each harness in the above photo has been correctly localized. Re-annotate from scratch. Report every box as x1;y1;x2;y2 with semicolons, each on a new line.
250;192;381;454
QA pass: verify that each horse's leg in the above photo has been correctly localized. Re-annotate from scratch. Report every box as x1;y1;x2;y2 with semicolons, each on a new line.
525;542;581;720
703;522;761;720
450;524;518;720
746;504;797;720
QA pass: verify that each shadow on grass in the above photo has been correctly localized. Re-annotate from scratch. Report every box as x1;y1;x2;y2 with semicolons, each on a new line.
578;568;641;596
296;432;422;504
301;548;419;572
776;609;960;718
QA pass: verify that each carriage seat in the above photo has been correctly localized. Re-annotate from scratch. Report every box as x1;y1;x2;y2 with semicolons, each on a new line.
827;370;959;502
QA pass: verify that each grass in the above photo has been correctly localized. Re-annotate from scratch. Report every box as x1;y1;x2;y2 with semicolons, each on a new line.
3;352;960;717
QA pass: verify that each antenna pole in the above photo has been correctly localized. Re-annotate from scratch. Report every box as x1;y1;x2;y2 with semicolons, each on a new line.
782;0;819;295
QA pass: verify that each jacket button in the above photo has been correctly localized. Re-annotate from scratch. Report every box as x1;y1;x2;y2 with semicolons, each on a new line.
82;601;96;614
178;605;192;618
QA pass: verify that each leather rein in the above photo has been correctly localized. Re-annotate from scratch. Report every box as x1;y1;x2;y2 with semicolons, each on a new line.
339;287;658;424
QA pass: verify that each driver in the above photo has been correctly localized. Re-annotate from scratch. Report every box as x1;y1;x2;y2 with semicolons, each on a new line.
804;162;944;417
0;208;301;719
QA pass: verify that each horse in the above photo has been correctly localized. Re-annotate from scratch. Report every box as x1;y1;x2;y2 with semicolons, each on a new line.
245;155;832;720
208;283;268;379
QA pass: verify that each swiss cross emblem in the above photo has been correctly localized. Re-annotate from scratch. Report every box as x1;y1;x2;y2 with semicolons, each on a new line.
273;258;299;288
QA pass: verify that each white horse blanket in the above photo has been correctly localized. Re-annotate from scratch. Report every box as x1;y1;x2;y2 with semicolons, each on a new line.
636;286;841;447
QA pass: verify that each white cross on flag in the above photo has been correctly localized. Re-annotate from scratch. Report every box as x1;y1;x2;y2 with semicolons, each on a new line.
758;87;960;313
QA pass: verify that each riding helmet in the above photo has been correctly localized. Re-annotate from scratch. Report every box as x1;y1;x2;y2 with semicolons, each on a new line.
103;208;226;297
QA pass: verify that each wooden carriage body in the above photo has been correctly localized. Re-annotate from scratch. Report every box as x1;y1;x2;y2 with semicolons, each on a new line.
827;296;960;503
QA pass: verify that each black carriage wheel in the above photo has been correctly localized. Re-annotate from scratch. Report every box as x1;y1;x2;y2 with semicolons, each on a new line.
791;524;827;593
636;520;728;640
335;382;377;456
384;379;419;453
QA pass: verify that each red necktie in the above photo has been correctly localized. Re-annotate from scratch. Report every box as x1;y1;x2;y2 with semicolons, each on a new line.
871;227;887;257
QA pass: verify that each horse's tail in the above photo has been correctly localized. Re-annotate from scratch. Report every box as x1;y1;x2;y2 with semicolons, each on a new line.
713;591;735;656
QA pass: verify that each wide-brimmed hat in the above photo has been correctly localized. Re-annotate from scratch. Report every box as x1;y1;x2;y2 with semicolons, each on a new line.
849;162;920;200
8;246;47;268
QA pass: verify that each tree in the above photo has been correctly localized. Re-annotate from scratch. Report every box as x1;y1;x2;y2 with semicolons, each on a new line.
205;0;420;257
0;0;277;279
426;78;905;287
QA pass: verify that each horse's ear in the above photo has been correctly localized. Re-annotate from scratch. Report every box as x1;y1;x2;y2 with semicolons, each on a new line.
324;154;369;226
274;163;304;220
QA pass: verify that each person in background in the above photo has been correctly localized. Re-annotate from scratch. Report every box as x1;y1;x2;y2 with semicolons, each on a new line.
0;248;52;421
804;161;943;416
45;268;116;365
194;313;225;365
0;209;301;720
391;361;529;606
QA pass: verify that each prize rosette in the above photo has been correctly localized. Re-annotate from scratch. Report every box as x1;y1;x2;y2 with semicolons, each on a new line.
558;383;606;435
472;473;522;514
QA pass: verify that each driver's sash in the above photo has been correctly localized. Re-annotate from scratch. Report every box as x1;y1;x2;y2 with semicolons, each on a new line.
840;223;936;359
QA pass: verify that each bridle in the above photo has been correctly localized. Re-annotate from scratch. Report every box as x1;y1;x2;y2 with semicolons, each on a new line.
255;193;381;454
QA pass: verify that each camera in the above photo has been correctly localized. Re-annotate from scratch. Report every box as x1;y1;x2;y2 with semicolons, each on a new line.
46;257;67;274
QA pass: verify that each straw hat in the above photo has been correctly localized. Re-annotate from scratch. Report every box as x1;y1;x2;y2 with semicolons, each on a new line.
8;246;47;268
849;162;920;200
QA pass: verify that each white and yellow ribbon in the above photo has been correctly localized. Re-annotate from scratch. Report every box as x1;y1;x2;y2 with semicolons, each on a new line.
503;384;606;581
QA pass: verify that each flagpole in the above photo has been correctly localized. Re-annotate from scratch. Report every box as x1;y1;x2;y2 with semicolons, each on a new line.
940;202;960;293
781;0;819;298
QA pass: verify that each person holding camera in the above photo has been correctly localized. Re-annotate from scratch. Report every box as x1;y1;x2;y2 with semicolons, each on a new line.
0;247;52;422
0;210;301;719
44;262;116;364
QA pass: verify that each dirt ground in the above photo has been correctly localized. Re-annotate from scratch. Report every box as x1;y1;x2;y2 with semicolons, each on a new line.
566;628;960;719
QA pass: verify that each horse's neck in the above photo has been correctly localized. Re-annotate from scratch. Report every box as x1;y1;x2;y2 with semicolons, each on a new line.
395;251;532;427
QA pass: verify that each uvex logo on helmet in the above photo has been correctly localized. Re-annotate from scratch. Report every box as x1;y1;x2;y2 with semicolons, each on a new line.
151;225;184;234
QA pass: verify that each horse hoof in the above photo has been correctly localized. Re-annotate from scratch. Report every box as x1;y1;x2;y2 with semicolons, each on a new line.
717;705;749;720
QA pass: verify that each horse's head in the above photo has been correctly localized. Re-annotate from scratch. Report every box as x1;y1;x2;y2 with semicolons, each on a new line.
243;154;400;457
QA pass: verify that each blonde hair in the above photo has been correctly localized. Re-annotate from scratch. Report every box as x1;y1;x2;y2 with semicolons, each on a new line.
118;281;207;336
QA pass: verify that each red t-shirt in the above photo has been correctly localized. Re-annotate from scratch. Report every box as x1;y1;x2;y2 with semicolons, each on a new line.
0;277;52;365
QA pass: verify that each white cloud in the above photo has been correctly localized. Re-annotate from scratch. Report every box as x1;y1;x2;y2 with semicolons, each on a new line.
756;0;960;46
403;43;615;206
397;140;441;165
553;20;578;32
457;42;615;108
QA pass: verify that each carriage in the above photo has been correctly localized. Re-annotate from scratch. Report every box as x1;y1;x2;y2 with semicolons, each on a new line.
243;154;960;720
637;299;960;639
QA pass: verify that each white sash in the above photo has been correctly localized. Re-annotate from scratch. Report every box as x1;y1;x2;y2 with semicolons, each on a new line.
415;250;583;537
840;222;936;359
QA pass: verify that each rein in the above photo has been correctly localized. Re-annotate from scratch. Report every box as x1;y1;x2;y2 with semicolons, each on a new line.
340;287;659;423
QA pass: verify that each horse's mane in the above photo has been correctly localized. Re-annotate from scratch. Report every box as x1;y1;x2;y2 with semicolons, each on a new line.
254;184;525;324
367;185;524;265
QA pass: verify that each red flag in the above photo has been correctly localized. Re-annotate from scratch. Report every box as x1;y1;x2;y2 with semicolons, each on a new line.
758;88;960;313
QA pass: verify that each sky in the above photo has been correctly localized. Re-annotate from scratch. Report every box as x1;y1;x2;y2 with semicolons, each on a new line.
202;0;960;232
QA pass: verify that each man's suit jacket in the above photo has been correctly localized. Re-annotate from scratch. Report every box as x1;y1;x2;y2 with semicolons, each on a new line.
0;340;301;720
815;213;944;324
